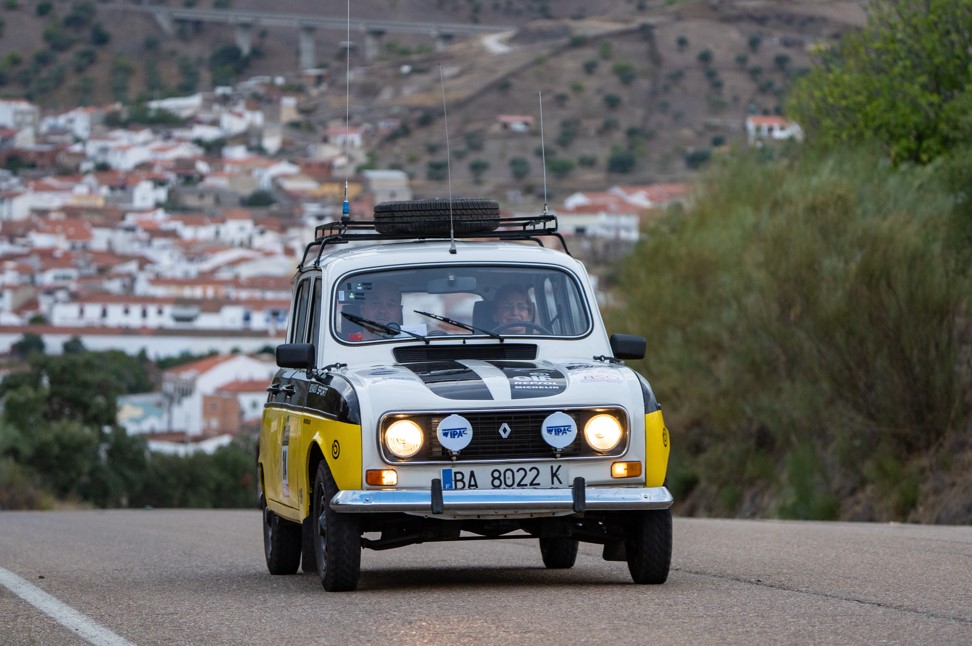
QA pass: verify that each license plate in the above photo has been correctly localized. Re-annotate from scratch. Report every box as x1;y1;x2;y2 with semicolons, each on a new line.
440;464;569;490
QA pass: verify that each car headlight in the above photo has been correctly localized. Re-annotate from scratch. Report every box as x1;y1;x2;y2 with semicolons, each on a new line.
384;419;424;459
584;414;623;452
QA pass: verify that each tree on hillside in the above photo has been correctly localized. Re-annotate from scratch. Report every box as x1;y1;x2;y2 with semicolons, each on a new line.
788;0;972;164
509;156;530;181
469;158;489;184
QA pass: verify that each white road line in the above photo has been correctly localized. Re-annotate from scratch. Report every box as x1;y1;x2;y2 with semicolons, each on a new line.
0;566;136;646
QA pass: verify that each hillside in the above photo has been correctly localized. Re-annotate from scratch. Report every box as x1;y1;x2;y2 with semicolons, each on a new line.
0;0;866;191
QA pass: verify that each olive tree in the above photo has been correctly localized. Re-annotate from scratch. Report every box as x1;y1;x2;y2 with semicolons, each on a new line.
788;0;972;164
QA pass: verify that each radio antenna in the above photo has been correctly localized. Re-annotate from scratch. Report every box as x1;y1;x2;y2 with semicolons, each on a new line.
539;90;549;217
439;64;456;254
341;0;351;223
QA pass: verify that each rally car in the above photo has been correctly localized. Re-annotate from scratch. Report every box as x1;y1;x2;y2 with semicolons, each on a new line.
258;198;672;591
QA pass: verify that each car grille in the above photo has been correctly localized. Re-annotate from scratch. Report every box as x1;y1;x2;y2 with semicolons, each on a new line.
380;408;627;463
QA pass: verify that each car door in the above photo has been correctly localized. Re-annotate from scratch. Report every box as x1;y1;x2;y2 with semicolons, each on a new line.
262;277;313;510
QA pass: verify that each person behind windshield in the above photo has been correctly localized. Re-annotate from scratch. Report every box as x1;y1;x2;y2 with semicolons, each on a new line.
358;282;402;340
491;284;536;334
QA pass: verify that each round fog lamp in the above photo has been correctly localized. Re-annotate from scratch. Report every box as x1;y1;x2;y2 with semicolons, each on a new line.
385;419;424;459
584;414;623;452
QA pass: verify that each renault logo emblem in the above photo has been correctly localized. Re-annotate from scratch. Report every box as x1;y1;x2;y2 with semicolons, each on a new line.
498;423;512;438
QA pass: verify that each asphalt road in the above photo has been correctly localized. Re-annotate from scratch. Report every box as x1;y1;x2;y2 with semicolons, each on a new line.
1;511;969;645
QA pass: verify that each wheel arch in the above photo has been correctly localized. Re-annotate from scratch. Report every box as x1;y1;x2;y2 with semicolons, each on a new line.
305;441;325;518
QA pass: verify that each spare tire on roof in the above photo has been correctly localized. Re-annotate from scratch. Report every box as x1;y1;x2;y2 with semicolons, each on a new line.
373;198;500;235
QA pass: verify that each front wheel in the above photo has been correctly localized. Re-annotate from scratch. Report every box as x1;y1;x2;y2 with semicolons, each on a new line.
313;461;361;591
262;494;301;575
624;509;672;584
539;537;579;569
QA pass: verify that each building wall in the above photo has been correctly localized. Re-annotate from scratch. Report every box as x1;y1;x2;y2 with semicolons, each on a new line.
202;393;241;436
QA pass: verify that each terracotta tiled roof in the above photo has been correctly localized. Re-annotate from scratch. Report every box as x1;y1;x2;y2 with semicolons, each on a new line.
164;353;236;377
216;379;271;394
746;115;790;126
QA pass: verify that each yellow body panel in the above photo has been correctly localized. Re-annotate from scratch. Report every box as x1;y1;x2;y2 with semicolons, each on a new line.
644;409;670;487
260;407;362;523
302;415;362;517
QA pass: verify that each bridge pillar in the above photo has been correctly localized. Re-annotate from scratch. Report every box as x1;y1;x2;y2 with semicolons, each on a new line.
364;29;386;62
299;24;316;70
234;22;253;57
435;31;455;52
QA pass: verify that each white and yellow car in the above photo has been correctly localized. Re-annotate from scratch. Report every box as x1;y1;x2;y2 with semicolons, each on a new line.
258;199;672;591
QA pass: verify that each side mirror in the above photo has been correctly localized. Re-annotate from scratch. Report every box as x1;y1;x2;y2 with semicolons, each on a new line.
609;333;646;360
276;343;315;369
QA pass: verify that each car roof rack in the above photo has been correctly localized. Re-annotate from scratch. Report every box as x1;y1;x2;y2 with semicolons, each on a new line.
299;213;569;270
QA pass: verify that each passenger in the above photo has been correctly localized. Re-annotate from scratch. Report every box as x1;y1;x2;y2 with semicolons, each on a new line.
491;284;536;334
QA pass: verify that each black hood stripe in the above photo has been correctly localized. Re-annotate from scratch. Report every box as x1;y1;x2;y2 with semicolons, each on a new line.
402;360;493;400
401;360;568;401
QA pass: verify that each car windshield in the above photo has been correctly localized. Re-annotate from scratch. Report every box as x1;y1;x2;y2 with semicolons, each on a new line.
333;265;591;343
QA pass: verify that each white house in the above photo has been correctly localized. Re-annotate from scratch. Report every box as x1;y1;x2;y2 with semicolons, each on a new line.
363;169;412;202
558;192;641;241
746;115;804;146
0;99;39;131
325;126;364;149
0;188;34;221
161;353;276;437
147;93;204;119
40;105;105;140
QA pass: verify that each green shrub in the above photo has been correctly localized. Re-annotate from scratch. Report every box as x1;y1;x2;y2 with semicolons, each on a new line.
0;457;53;510
608;147;969;520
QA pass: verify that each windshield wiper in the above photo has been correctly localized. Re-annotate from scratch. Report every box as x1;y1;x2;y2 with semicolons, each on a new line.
341;311;428;343
413;310;502;340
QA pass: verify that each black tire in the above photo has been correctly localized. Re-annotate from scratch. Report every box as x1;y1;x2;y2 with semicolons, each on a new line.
539;537;579;569
373;198;500;235
262;494;301;575
301;516;318;574
624;509;672;584
312;461;361;591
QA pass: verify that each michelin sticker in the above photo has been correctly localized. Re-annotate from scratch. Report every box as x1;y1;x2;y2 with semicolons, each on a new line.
497;364;567;399
541;411;577;449
437;414;473;452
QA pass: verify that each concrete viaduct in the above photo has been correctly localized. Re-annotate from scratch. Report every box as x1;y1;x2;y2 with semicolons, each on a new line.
131;6;512;69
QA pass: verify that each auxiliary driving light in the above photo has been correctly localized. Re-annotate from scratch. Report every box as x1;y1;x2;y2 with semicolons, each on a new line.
366;469;398;486
584;414;623;452
384;419;424;459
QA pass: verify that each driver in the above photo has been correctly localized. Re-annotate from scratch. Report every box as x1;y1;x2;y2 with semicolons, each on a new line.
359;282;403;340
491;284;536;334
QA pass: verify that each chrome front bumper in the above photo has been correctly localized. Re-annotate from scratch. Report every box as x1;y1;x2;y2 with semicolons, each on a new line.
330;486;673;520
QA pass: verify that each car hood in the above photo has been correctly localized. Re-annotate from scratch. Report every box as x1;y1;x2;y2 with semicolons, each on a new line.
344;358;642;413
